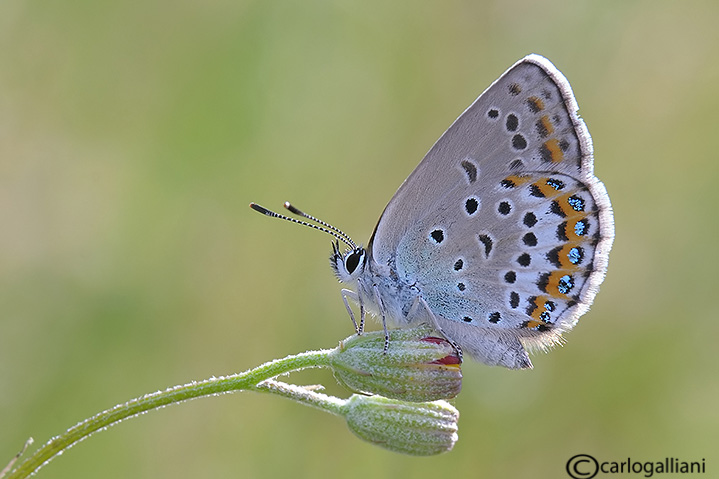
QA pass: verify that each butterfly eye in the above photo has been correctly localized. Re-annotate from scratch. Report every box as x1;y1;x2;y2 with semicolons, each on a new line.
344;249;365;275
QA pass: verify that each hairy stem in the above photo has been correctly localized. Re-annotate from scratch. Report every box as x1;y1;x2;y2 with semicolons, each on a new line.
4;349;333;479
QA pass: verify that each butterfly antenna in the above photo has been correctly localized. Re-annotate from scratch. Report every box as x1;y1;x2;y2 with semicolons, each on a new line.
249;202;356;249
283;202;357;249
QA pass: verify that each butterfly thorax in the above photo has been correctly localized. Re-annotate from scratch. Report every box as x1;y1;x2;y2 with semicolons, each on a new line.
360;255;427;327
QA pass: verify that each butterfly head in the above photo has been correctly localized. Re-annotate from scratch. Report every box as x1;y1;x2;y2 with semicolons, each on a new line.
331;240;366;283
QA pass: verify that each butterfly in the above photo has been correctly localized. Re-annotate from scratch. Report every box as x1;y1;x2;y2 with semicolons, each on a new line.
251;54;614;369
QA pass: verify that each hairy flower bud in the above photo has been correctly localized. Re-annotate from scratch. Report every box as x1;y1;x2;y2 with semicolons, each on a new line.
342;394;459;456
329;326;462;402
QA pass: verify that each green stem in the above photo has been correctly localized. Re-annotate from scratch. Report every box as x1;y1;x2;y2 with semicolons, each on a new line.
5;349;334;479
253;379;346;416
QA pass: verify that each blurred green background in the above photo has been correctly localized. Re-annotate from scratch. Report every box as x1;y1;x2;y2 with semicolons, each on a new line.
1;1;717;478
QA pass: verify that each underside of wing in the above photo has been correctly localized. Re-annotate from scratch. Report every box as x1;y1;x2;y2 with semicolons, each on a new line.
371;55;614;365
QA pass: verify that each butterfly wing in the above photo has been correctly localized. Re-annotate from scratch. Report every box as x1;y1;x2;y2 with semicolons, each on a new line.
369;55;614;368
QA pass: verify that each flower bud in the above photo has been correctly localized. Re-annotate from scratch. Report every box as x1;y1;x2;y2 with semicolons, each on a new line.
342;394;459;456
328;326;462;402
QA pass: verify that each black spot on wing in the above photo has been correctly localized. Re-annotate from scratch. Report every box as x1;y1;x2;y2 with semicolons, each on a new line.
460;159;478;183
478;234;493;258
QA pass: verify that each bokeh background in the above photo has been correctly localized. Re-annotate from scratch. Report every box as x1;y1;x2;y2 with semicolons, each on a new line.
2;1;718;478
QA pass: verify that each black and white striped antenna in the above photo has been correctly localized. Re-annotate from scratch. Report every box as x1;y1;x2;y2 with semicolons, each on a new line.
249;202;357;250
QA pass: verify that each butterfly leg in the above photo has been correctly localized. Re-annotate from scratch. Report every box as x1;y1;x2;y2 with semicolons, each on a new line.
358;293;366;334
340;289;364;334
410;296;464;362
372;284;391;353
